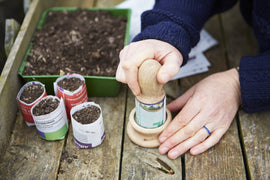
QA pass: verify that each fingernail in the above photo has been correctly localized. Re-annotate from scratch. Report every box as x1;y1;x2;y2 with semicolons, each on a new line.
159;137;167;143
159;147;169;154
169;151;179;159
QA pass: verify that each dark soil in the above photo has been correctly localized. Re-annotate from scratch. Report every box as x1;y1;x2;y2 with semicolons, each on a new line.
59;150;78;174
23;9;127;77
32;97;59;116
60;150;78;164
57;77;84;92
20;84;44;104
72;105;101;124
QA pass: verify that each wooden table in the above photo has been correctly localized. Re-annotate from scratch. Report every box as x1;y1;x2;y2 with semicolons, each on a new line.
0;0;269;179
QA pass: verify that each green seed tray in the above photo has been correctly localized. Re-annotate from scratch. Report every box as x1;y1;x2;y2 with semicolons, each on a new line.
18;7;131;97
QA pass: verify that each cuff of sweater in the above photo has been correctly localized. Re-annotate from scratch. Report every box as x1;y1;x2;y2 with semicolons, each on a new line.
133;21;191;64
239;52;270;113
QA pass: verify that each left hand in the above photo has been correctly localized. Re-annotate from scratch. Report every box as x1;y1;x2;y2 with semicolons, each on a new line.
158;68;241;159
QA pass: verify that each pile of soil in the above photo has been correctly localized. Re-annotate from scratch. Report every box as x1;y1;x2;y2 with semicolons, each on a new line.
72;106;101;124
20;84;44;104
32;97;59;116
57;77;84;92
23;9;127;77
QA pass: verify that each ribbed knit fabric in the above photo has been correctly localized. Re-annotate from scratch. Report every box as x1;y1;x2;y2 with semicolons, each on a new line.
240;51;270;113
133;0;270;113
133;0;237;64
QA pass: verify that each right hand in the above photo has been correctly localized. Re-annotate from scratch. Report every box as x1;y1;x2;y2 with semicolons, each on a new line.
116;39;183;96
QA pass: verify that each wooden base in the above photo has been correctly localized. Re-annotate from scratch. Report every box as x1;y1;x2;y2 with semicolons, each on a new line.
127;108;172;148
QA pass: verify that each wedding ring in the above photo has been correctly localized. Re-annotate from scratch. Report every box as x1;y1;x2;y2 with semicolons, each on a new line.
203;125;211;136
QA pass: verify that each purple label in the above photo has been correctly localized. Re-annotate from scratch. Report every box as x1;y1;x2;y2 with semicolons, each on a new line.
101;132;106;141
37;130;46;139
74;137;92;149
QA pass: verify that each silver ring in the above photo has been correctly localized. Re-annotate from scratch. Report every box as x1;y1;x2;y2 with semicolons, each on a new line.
203;126;211;136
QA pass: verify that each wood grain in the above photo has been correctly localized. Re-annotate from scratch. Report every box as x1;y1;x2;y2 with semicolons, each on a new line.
183;14;246;179
239;111;270;179
95;0;124;8
0;113;65;179
1;0;269;179
0;0;42;157
49;0;94;8
58;87;127;180
121;82;182;180
0;0;95;159
221;4;270;180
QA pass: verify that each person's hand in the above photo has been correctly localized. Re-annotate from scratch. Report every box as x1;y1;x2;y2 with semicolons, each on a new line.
116;39;183;96
158;68;241;159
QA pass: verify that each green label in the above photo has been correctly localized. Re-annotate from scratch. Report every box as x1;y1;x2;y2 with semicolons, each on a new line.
135;96;166;129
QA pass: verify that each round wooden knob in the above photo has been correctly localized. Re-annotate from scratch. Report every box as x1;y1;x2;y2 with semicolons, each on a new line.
137;59;165;104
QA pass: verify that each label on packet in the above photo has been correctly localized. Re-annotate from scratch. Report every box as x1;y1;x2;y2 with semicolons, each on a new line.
135;96;166;129
31;96;68;140
70;102;105;148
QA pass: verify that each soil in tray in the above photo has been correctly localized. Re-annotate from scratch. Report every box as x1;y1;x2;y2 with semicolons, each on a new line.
57;77;84;92
23;9;127;77
20;84;44;104
72;106;101;124
33;98;59;116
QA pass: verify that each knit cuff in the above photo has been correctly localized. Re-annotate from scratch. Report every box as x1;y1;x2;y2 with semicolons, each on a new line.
239;51;270;113
132;9;201;64
133;21;192;64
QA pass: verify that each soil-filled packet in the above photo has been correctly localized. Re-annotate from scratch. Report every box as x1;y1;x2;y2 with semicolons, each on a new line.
70;102;105;148
31;96;68;140
16;81;47;126
54;74;88;118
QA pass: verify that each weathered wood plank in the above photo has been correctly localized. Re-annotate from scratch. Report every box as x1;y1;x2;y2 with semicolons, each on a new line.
38;0;95;13
239;111;270;179
182;15;246;179
0;0;96;159
121;81;182;180
48;0;95;8
221;4;270;180
95;0;124;7
58;87;127;180
0;0;43;158
221;3;258;68
79;0;95;8
0;113;65;179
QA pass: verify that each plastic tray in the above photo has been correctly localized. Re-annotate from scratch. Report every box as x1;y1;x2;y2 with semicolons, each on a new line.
18;7;131;97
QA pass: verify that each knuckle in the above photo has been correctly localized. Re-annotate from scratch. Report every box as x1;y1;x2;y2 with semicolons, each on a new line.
183;126;196;137
119;45;130;57
121;61;132;70
175;116;188;126
166;136;180;148
115;74;125;83
198;132;207;142
119;49;125;58
179;142;190;151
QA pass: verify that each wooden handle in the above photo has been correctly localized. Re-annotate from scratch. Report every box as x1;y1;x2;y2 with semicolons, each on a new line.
137;59;165;103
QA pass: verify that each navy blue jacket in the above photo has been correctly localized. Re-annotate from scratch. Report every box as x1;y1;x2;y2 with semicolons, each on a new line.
133;0;270;113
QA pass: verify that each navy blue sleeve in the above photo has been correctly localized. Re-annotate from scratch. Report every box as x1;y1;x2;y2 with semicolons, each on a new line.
239;51;270;113
239;0;270;113
133;0;237;64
